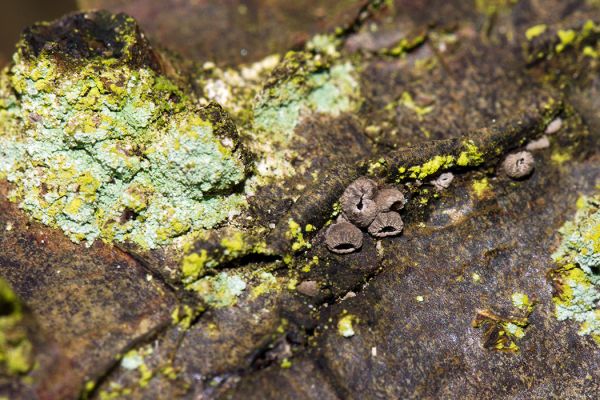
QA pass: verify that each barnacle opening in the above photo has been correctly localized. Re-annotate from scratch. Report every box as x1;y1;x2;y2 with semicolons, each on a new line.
502;151;535;179
374;188;406;212
341;178;379;228
368;211;404;238
325;221;363;254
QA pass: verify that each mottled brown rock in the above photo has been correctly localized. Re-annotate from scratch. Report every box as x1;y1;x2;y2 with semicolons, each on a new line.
1;1;600;399
0;182;176;399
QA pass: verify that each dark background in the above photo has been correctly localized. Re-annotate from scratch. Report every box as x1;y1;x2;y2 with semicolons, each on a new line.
0;0;77;66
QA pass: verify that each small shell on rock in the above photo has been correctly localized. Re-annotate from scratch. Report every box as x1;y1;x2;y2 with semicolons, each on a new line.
326;221;363;254
432;172;454;190
368;211;404;238
525;136;550;151
340;178;379;228
502;151;535;179
374;188;406;212
545;117;562;135
296;280;319;297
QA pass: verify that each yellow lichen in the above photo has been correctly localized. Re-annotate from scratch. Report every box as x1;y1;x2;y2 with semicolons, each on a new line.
525;24;547;40
337;313;359;338
472;177;492;199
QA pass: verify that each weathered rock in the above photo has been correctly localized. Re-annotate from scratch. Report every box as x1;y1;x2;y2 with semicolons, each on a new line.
0;182;176;399
78;0;369;65
0;0;599;399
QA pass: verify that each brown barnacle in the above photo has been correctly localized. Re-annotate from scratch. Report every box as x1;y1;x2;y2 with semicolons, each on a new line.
368;211;404;238
431;172;454;190
325;221;363;254
340;177;378;228
374;188;406;212
502;151;535;179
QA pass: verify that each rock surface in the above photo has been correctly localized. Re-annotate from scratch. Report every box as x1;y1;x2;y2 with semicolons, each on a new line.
0;1;599;399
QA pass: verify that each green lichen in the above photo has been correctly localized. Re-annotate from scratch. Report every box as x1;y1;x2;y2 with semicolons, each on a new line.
556;29;577;53
188;272;247;308
398;141;484;181
381;34;427;57
472;309;529;352
511;292;533;312
306;34;341;57
253;53;361;142
301;256;319;273
118;346;155;389
171;304;203;330
0;278;33;376
0;15;248;249
547;20;600;56
181;250;210;284
551;196;600;343
551;150;572;165
583;45;600;58
250;271;281;299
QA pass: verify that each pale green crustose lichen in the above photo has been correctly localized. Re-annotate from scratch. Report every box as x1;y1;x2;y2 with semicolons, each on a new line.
253;59;361;141
551;195;600;343
0;13;248;249
188;272;247;308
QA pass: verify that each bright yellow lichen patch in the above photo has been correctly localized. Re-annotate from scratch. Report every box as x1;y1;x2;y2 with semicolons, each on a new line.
457;141;484;167
408;155;455;180
526;24;547;40
337;313;359;338
287;219;311;252
472;177;493;199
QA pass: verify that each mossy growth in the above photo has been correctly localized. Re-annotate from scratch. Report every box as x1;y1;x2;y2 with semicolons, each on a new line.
0;12;249;249
550;195;600;343
0;278;34;376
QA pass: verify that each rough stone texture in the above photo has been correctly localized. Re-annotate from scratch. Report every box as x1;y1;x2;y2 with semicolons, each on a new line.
0;182;176;399
0;0;600;399
77;0;369;65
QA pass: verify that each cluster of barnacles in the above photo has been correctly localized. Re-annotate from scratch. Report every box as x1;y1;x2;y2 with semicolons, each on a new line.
323;138;540;255
326;178;406;254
